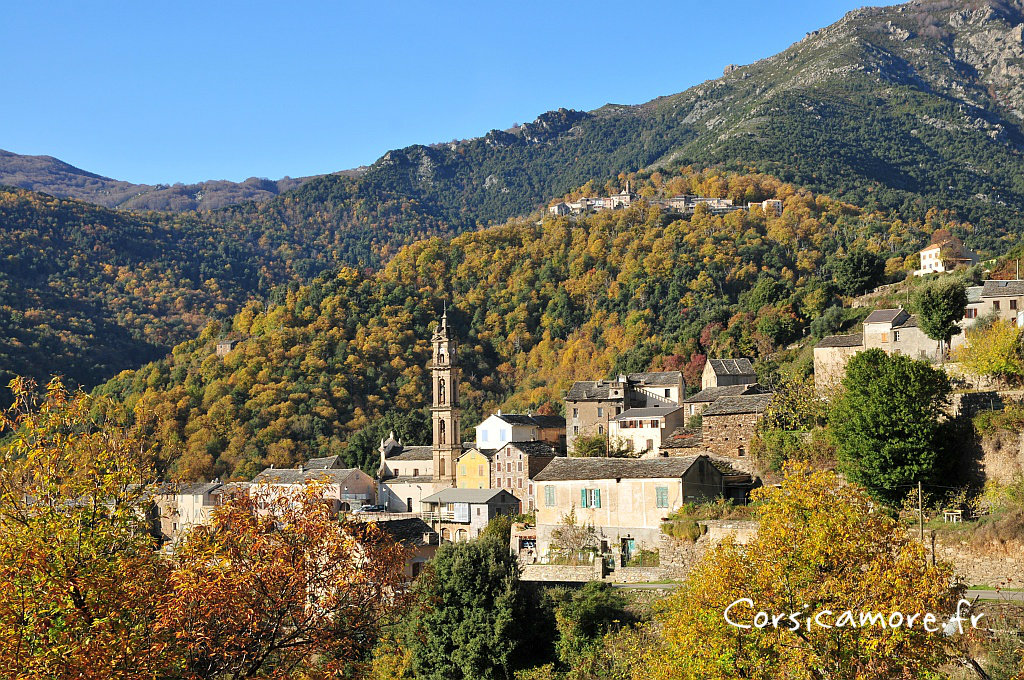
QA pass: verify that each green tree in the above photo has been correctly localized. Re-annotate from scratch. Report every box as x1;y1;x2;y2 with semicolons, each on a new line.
832;249;883;296
828;349;952;503
548;582;633;666
914;276;968;359
407;536;525;680
572;433;609;457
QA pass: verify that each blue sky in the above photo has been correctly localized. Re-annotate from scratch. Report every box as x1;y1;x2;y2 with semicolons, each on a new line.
1;1;891;184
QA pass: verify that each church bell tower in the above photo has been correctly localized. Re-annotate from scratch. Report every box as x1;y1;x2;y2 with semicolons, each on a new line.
431;308;460;485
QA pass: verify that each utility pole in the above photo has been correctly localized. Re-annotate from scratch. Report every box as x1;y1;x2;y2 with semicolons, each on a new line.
918;481;925;564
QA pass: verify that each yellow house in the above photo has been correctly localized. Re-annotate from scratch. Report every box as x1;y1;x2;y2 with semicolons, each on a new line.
456;448;495;489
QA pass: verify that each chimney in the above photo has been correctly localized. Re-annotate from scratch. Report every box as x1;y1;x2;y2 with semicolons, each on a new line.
298;465;304;473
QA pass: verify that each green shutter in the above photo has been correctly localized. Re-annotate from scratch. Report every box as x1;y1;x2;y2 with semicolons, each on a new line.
581;488;588;508
593;489;601;508
656;486;668;508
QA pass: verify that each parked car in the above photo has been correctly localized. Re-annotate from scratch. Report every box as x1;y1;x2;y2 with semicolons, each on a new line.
354;504;387;513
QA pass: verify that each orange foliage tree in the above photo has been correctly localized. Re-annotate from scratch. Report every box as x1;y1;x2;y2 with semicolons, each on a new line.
157;483;410;679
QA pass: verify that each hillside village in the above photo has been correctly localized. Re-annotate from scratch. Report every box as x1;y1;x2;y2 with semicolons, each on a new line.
147;235;1024;587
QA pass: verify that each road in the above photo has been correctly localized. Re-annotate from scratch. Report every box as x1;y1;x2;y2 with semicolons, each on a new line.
610;583;1024;602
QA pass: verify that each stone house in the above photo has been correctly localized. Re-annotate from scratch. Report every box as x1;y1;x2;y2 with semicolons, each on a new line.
700;393;774;460
565;371;684;452
974;280;1024;325
701;358;756;390
492;440;562;511
608;404;687;455
684;383;763;417
215;339;237;357
420;488;520;542
533;456;754;566
812;334;863;393
252;466;376;513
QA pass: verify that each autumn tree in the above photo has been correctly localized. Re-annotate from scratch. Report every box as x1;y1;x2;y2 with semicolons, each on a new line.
158;483;409;679
647;464;965;680
953;319;1024;386
0;378;169;680
915;276;968;359
828;349;952;503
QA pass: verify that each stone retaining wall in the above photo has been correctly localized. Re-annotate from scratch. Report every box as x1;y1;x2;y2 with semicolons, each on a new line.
933;536;1024;587
521;562;605;583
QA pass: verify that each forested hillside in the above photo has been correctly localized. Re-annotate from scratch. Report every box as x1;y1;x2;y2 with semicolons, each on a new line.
94;169;955;482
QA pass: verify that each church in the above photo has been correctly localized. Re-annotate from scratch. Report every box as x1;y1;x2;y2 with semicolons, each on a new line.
377;309;462;512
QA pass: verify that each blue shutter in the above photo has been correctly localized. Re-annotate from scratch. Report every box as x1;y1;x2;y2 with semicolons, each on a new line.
593;489;601;508
581;488;588;508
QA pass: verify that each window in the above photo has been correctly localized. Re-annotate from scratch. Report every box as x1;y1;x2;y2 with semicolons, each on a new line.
646;439;654;450
738;446;746;457
517;461;523;472
893;330;901;342
413;468;419;477
496;478;501;487
506;462;512;472
478;465;485;476
518;479;523;488
665;389;671;398
966;308;978;319
545;486;555;506
581;488;601;508
440;459;445;477
615;406;621;415
597;407;604;417
481;430;488;442
394;468;401;476
439;420;446;444
506;477;512;488
438;378;446;404
598;425;604;435
655;486;668;508
573;426;579;434
1013;300;1019;311
572;408;579;419
994;300;1001;311
649;419;659;428
460;465;466;476
529;483;533;495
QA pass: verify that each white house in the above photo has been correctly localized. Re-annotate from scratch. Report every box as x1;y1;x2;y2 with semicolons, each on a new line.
475;411;539;449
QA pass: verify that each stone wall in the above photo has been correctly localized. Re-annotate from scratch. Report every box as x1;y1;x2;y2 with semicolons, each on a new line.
932;536;1024;587
521;561;605;583
978;429;1024;485
659;519;759;579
